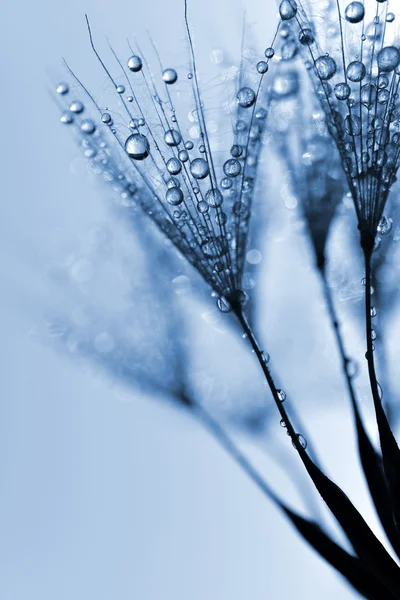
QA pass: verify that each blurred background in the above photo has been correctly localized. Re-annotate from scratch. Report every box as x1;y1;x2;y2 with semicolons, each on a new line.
2;0;400;598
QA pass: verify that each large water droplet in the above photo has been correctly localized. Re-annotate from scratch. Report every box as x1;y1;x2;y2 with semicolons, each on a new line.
377;46;400;72
315;55;337;80
345;114;362;136
205;189;223;207
125;133;150;160
345;2;365;23
237;87;256;108
164;129;182;146
166;187;184;206
223;159;241;177
217;296;232;313
166;157;182;175
127;55;143;72
162;68;178;84
347;60;366;82
190;158;209;179
279;0;297;20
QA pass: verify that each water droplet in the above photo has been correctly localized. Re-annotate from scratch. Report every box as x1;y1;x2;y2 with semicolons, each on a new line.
185;141;194;150
261;351;270;364
370;306;377;317
378;46;400;72
347;60;366;82
345;2;365;24
197;200;209;213
280;419;286;428
334;82;351;100
230;144;242;158
346;358;359;378
299;28;314;45
162;68;178;84
265;47;275;59
164;129;182;146
102;112;112;124
80;119;96;134
166;187;184;206
116;84;125;94
377;216;393;235
237;87;256;108
223;158;241;178
127;55;143;72
257;61;269;74
125;133;150;160
295;434;307;449
205;189;223;207
60;111;73;124
190;158;209;179
279;0;297;20
371;329;377;341
56;82;69;95
166;157;182;175
221;177;232;189
277;389;286;402
315;55;337;80
69;101;84;113
216;296;232;312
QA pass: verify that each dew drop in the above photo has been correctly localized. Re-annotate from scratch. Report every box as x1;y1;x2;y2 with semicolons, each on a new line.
197;200;209;214
127;55;143;72
345;2;365;24
116;85;125;94
166;157;182;175
377;215;393;235
179;149;189;162
80;119;96;134
69;101;84;114
166;187;184;206
237;87;256;108
56;82;69;95
60;111;73;124
370;306;377;317
334;82;351;100
223;158;241;177
377;46;400;72
345;114;362;136
164;129;182;146
221;177;232;189
102;112;112;124
277;389;286;402
205;189;223;207
217;296;232;313
125;133;150;160
280;419;286;428
347;60;366;82
295;434;307;449
279;0;297;20
162;68;178;84
261;351;270;364
315;55;337;80
257;61;269;74
299;28;314;45
190;157;209;179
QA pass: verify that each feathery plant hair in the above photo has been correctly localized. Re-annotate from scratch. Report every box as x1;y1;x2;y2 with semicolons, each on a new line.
54;0;400;597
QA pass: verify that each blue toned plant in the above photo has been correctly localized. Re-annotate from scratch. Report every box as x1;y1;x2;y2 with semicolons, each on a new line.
53;1;400;597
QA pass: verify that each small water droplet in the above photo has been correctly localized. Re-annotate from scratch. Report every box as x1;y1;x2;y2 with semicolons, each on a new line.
56;82;69;95
162;68;178;84
277;389;286;402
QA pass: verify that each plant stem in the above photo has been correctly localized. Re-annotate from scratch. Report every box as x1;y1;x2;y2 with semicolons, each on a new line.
233;308;308;458
319;266;361;424
363;250;400;465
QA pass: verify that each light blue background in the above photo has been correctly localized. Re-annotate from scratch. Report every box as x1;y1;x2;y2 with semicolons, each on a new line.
2;0;395;598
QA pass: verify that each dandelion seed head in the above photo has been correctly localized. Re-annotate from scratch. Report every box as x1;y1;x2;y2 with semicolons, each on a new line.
292;0;400;241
